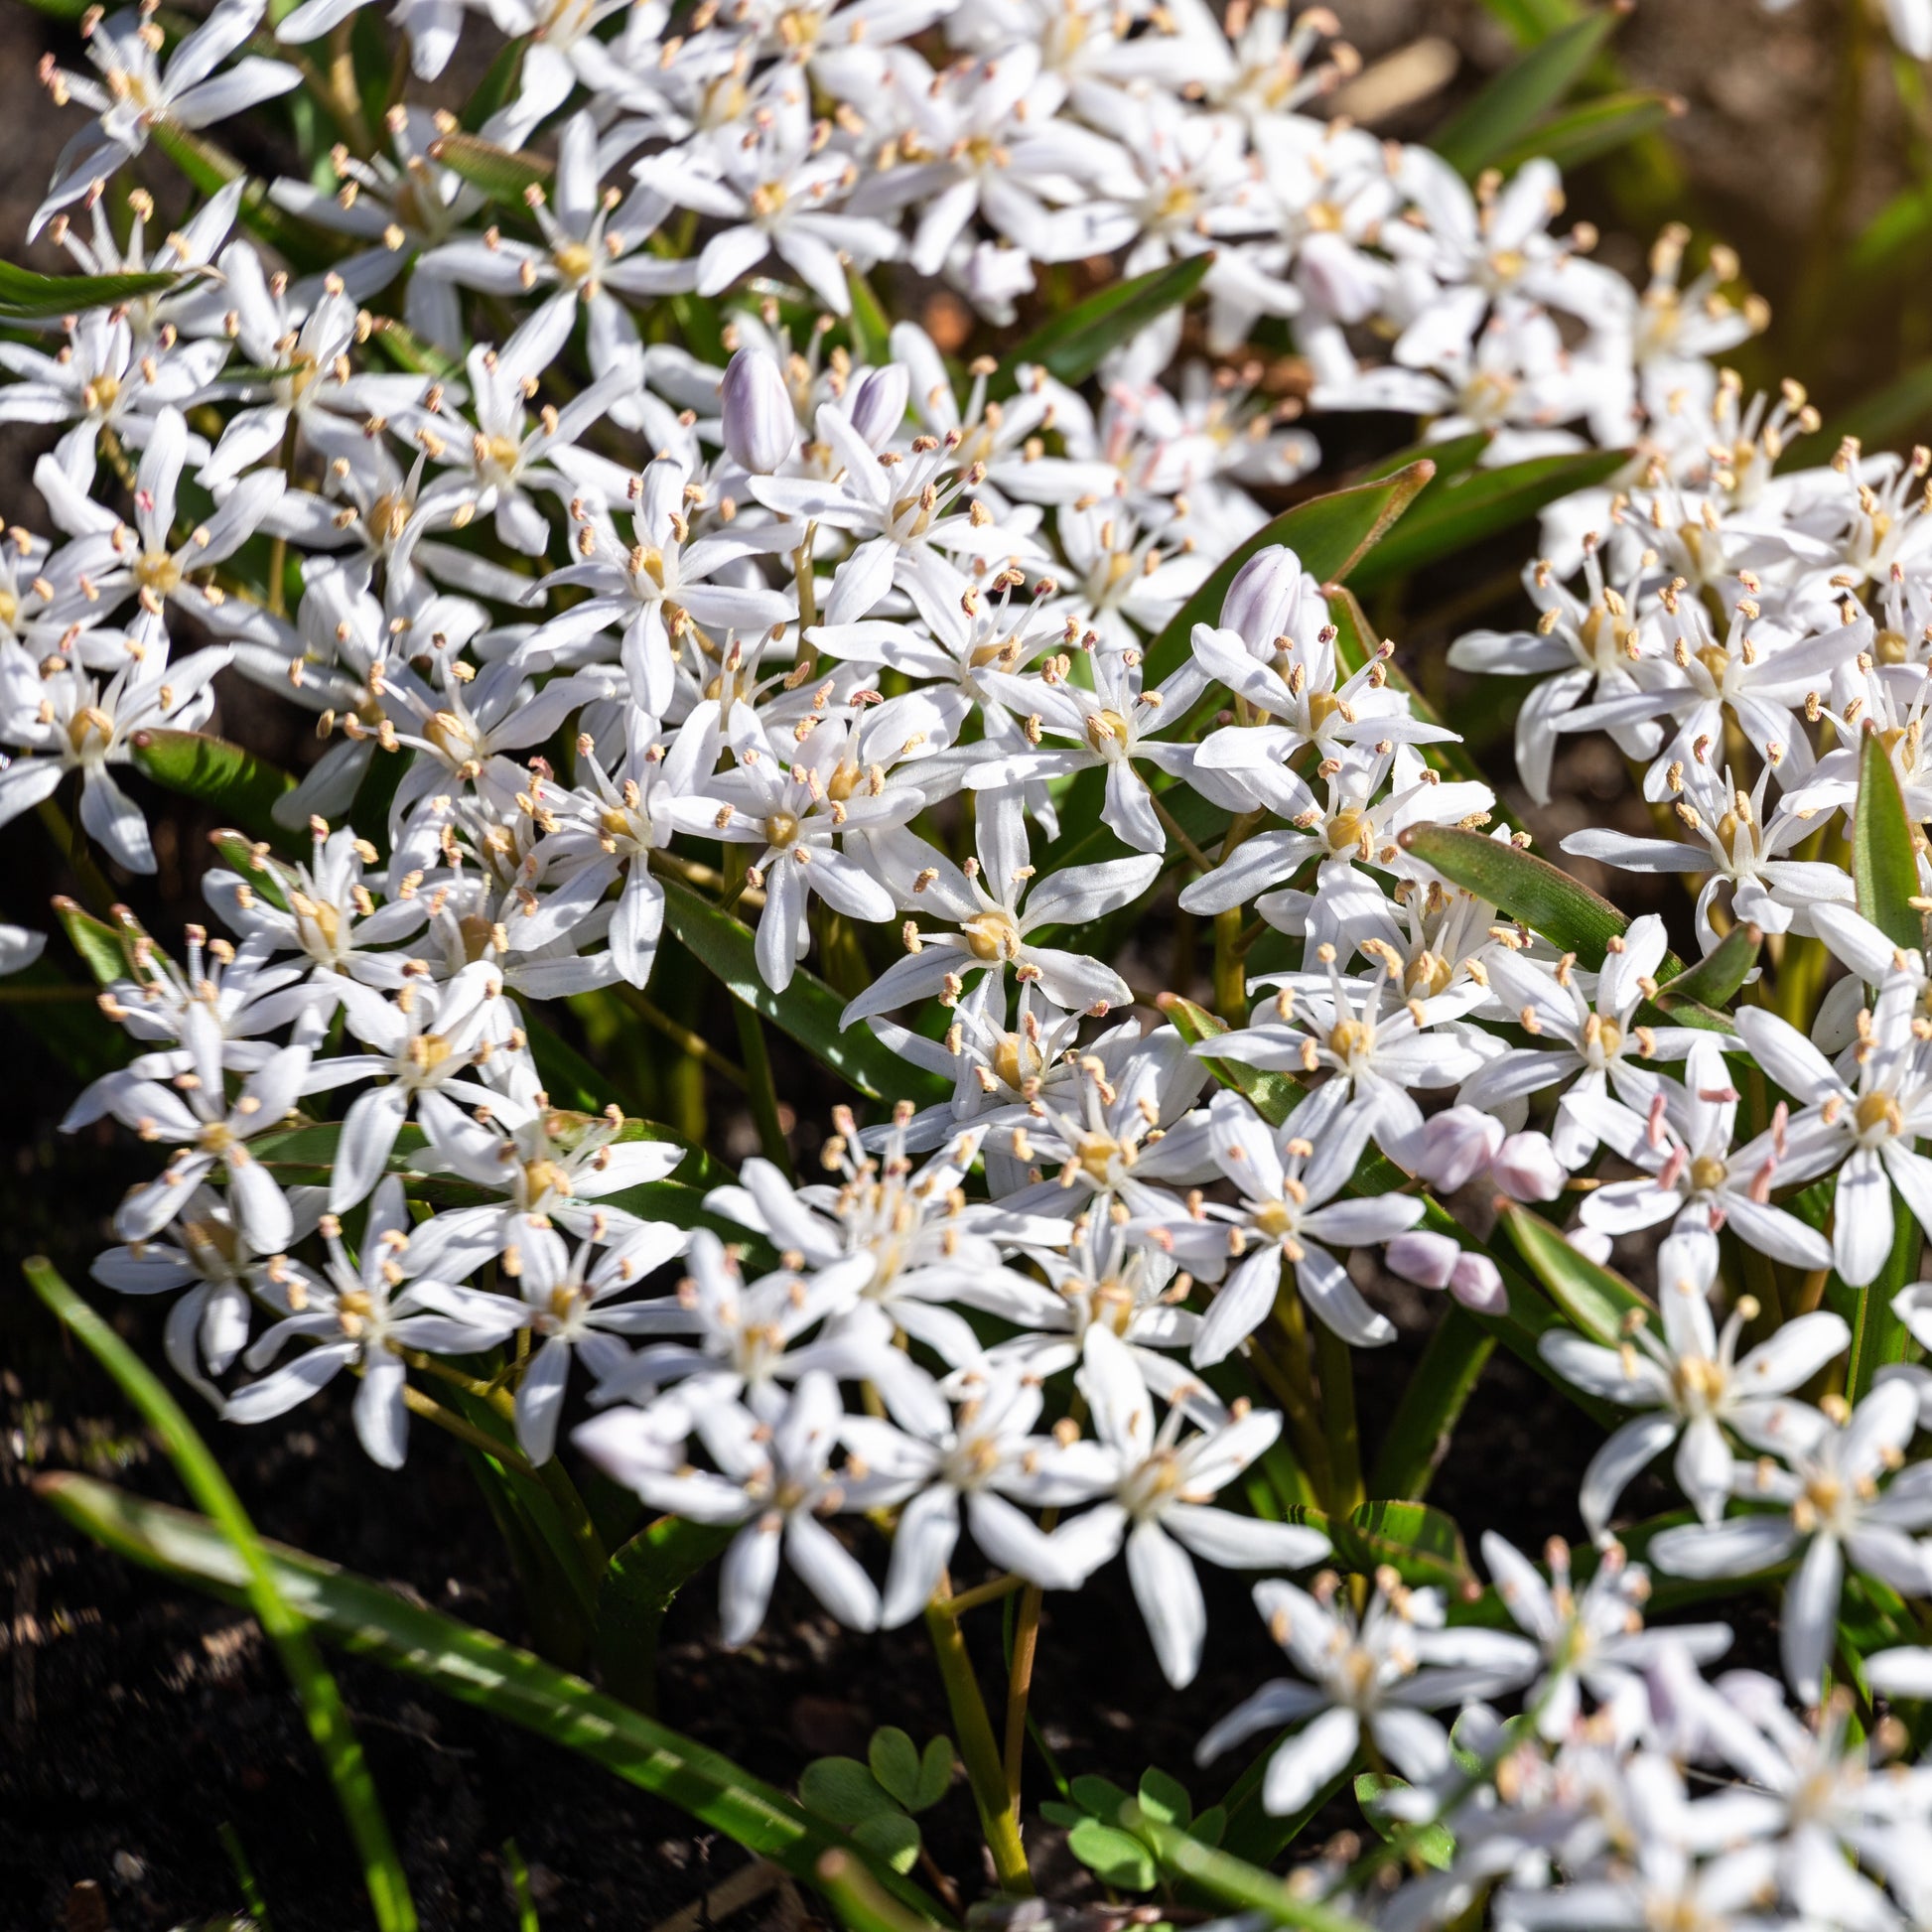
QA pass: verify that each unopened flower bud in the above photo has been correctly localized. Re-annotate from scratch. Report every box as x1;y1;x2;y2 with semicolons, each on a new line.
1220;544;1313;655
720;347;795;475
1449;1252;1505;1315
1414;1106;1503;1192
1385;1229;1458;1290
1493;1131;1565;1203
847;362;909;452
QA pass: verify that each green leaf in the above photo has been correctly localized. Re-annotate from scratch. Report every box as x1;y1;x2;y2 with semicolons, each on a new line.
1347;450;1630;592
38;1473;946;1918
1652;921;1759;1013
1848;180;1932;286
150;124;335;272
1488;89;1680;175
1336;1500;1474;1593
596;1514;736;1712
53;895;129;986
1353;1776;1454;1869
1399;823;1684;974
852;1811;922;1875
1142;463;1437;681
868;1729;924;1811
1158;992;1302;1126
1853;728;1925;953
993;255;1212;398
1136;1767;1193;1829
658;877;946;1105
209;828;294;911
846;270;894;368
428;130;553;202
801;1758;900;1827
1476;0;1584;40
1066;1819;1159;1892
867;1728;951;1814
27;1270;419;1932
1502;1203;1654;1346
1367;1308;1495;1502
1121;1802;1364;1932
1358;430;1491;483
129;731;297;845
0;261;185;319
1433;9;1625;178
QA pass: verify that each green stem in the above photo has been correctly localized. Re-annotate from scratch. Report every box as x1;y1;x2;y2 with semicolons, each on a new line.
733;995;794;1178
1265;1279;1334;1506
923;1591;1032;1894
38;793;115;915
1313;1319;1364;1520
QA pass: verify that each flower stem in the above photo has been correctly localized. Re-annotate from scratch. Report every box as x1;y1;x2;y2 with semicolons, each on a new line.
923;1584;1032;1894
1313;1319;1364;1519
1002;1583;1043;1809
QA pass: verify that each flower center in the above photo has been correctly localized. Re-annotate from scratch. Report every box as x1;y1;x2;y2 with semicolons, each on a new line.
133;551;181;596
962;910;1022;962
1856;1091;1903;1139
764;811;801;849
1689;1155;1727;1192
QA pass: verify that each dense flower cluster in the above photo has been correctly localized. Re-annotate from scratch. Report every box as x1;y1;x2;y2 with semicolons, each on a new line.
16;0;1932;1926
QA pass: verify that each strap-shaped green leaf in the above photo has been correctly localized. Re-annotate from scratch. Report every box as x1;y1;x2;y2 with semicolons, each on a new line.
1141;462;1436;681
991;254;1212;398
597;1514;736;1711
0;261;185;319
1347;449;1629;592
1853;727;1925;953
1488;89;1681;175
658;876;947;1105
35;1472;948;1919
1433;8;1625;178
1501;1202;1654;1345
28;1271;419;1932
1399;823;1680;973
130;730;298;845
1652;921;1759;1012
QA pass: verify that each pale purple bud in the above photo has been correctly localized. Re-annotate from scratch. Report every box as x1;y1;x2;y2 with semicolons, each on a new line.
1415;1107;1504;1193
720;347;795;475
1219;544;1313;655
847;363;909;452
1385;1229;1458;1291
1567;1225;1613;1267
1494;1132;1565;1203
1449;1252;1505;1315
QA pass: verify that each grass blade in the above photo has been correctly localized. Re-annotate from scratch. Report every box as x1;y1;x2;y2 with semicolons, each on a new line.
36;1471;948;1919
1432;9;1624;178
992;255;1211;397
1853;727;1925;953
26;1262;419;1932
1500;1203;1654;1345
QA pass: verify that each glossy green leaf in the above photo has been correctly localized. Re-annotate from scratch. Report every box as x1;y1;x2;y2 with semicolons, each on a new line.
129;731;298;844
1348;450;1630;592
1433;9;1625;178
1652;921;1759;1013
53;895;128;986
1502;1203;1653;1346
209;828;294;911
1358;430;1491;484
28;1273;418;1932
37;1473;945;1916
993;254;1212;398
1488;89;1679;175
428;130;553;201
1066;1819;1159;1892
1141;463;1437;681
658;877;946;1105
1399;824;1680;973
1337;1500;1475;1593
1854;729;1925;953
1353;1776;1454;1869
0;261;185;319
596;1514;736;1711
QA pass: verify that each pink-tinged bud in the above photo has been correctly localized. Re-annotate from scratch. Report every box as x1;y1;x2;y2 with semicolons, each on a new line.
847;363;909;452
1566;1225;1613;1267
720;347;795;475
1449;1252;1506;1315
1493;1132;1565;1203
1219;544;1314;655
1385;1229;1459;1291
1415;1106;1504;1192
